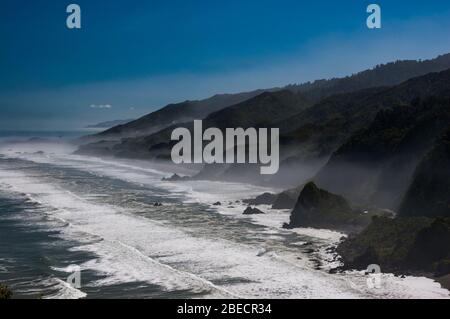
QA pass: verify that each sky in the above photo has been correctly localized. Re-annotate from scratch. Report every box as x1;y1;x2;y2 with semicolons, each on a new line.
1;0;450;130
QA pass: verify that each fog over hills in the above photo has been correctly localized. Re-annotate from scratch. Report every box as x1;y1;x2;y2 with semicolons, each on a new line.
85;119;135;129
77;54;450;211
81;53;450;145
84;89;274;142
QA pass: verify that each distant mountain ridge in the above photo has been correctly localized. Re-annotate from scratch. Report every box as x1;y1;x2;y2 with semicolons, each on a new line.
85;89;274;141
78;90;312;160
86;119;135;129
288;53;450;100
82;53;450;146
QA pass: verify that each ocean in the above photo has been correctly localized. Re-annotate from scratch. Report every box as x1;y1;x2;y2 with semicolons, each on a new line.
0;132;448;299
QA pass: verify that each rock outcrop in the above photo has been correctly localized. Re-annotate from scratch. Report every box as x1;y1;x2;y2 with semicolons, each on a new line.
337;217;450;279
243;188;300;210
285;182;371;232
243;193;278;206
162;174;191;182
243;207;265;215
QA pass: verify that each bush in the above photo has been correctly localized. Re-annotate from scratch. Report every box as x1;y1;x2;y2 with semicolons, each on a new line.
0;284;13;299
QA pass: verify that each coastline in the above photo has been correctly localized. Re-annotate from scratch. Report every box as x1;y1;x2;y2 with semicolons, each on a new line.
0;140;448;299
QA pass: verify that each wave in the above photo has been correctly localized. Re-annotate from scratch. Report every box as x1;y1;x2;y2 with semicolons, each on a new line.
0;146;449;299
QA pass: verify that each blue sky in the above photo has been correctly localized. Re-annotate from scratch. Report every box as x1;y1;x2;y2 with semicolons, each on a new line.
1;0;450;130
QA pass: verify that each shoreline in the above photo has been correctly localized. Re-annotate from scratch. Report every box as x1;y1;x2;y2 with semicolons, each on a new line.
0;142;449;298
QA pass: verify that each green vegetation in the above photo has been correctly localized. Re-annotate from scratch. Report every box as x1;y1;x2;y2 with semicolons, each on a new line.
337;217;450;276
399;128;450;218
0;284;13;300
316;94;450;210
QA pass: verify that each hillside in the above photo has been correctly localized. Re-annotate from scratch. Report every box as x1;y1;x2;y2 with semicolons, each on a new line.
313;71;450;210
197;68;450;187
85;119;134;129
78;53;450;162
399;128;450;218
78;90;311;160
337;217;450;274
289;53;450;100
82;89;272;142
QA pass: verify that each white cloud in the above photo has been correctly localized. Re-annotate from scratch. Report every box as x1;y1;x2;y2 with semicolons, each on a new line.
90;104;112;109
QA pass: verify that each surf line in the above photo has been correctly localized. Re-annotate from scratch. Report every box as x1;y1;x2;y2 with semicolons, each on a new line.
171;120;280;175
112;240;243;299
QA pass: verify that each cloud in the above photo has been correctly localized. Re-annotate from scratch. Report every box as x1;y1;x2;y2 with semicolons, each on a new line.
90;104;112;109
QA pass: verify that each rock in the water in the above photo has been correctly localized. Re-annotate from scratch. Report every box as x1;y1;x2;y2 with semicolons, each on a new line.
243;207;265;215
245;189;299;210
285;182;366;232
162;174;190;182
153;202;163;207
213;202;222;206
243;193;277;206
